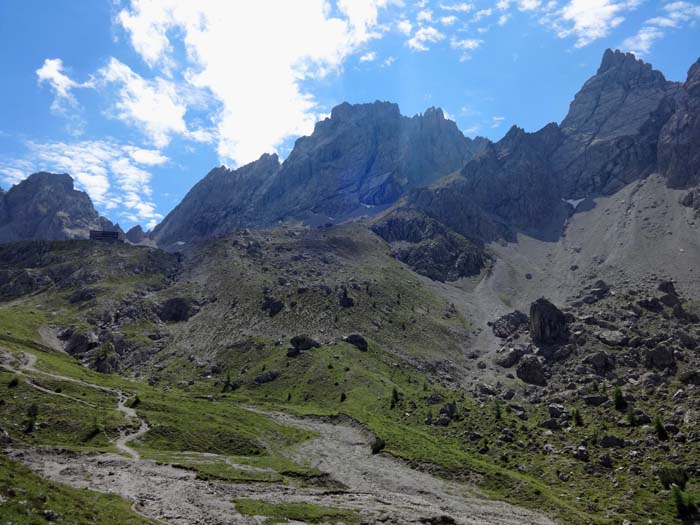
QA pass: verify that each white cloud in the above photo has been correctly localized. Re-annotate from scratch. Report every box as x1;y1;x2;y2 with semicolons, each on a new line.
117;0;392;166
36;58;88;113
498;14;511;25
360;51;378;62
451;37;483;60
550;0;642;48
620;1;700;56
417;9;433;21
0;140;166;227
620;26;664;56
517;0;542;10
473;8;493;21
440;15;458;25
492;115;505;127
97;58;209;149
397;19;414;34
407;25;446;50
439;2;473;12
382;55;397;67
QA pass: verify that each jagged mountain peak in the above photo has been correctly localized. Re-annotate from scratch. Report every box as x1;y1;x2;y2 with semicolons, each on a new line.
0;172;117;243
597;48;664;82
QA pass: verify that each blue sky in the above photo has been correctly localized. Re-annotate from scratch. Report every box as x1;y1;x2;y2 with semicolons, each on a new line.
0;0;698;230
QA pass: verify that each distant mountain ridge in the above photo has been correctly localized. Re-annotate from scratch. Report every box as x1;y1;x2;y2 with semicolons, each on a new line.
0;172;120;243
2;49;699;256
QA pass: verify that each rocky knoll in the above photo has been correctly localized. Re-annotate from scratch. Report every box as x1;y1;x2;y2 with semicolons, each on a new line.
153;102;488;246
0;172;119;243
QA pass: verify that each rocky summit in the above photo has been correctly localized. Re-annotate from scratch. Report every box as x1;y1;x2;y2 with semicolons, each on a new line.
0;172;119;243
3;49;700;525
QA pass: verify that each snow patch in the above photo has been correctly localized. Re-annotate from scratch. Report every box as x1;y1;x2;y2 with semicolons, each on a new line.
564;198;586;209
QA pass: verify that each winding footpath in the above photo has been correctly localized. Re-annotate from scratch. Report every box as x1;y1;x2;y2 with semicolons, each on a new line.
1;348;555;524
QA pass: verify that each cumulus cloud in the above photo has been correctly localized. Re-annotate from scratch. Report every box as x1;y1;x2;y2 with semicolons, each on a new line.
117;0;392;166
417;9;433;22
407;26;446;50
397;19;414;34
440;15;458;25
0;141;166;227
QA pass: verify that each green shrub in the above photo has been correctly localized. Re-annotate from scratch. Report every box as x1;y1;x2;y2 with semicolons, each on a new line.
8;375;19;388
613;387;627;411
572;408;583;427
659;466;689;490
24;403;38;434
672;486;698;520
390;387;400;409
654;416;669;441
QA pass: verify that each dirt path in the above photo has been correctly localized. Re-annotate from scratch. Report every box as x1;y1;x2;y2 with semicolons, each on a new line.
2;347;555;524
115;393;150;460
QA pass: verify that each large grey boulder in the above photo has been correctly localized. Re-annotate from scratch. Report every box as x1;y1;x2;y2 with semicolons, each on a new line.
529;298;568;345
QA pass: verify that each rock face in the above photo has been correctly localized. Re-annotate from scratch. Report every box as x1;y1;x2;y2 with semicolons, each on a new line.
0;172;118;243
152;102;488;246
529;298;568;345
552;49;677;197
151;153;281;247
658;59;700;188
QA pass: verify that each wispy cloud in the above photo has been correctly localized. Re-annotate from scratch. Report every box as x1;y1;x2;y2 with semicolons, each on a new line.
545;0;643;48
450;37;483;60
621;1;700;56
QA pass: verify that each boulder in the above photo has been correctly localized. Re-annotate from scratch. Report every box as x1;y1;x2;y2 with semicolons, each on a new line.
491;311;529;338
529;298;568;345
584;351;615;373
516;355;547;386
345;334;369;351
658;281;677;296
599;435;626;448
290;335;320;350
595;330;628;347
254;371;280;384
644;345;675;369
262;295;284;317
159;297;196;322
495;347;523;368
